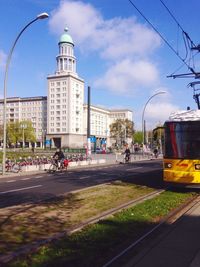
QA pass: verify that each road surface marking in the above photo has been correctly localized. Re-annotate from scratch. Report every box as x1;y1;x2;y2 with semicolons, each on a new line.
126;167;143;171
21;178;30;181
34;176;43;179
0;185;42;195
79;176;91;180
6;180;16;183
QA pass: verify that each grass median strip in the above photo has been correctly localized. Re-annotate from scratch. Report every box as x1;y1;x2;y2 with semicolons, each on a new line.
5;187;195;267
0;181;153;256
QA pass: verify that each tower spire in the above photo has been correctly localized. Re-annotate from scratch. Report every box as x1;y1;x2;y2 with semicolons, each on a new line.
56;27;76;74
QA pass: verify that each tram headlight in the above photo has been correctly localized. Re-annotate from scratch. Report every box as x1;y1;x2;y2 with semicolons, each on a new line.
165;163;172;168
195;164;200;170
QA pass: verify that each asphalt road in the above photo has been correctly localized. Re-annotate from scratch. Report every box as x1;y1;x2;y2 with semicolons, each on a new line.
0;160;164;208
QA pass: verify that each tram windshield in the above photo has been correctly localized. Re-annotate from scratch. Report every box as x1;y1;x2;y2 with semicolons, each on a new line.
164;121;200;159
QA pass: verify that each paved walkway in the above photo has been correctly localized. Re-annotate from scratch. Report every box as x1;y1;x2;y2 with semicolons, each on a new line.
123;196;200;267
0;153;156;180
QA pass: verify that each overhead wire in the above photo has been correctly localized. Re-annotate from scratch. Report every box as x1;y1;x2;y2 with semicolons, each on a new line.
160;0;199;74
128;0;196;74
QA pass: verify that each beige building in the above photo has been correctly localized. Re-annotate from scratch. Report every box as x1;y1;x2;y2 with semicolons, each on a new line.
46;28;85;148
46;28;133;149
0;96;47;147
0;28;133;149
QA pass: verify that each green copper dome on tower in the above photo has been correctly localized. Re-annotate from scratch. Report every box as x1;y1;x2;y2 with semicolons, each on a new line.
59;27;74;45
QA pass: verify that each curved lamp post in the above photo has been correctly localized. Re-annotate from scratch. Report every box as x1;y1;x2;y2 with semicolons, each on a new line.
2;12;49;175
142;91;166;147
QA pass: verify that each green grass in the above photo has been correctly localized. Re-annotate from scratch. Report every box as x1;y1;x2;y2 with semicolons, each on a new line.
8;190;195;267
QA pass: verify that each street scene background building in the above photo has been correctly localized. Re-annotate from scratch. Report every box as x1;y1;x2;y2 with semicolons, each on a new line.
0;28;133;149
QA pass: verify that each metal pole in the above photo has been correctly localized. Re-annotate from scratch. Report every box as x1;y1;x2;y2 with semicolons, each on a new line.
2;13;49;175
22;126;24;150
87;86;91;139
87;86;91;156
141;91;166;148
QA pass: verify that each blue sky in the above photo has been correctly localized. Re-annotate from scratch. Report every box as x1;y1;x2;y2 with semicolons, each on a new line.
0;0;200;130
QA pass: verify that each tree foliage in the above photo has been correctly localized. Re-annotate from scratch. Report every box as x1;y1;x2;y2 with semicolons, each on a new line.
133;131;143;144
110;119;134;144
152;126;164;148
7;120;36;146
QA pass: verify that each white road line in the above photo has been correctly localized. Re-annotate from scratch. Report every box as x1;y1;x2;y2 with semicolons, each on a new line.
34;176;43;179
0;185;42;195
6;180;16;183
21;178;30;181
126;167;143;171
79;176;91;180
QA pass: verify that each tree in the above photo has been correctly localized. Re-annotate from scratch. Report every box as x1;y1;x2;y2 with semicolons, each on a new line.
110;119;134;146
7;120;36;147
133;131;143;144
7;121;21;146
0;124;3;143
153;126;164;149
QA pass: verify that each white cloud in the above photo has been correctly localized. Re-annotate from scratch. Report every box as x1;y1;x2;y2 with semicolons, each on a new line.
145;102;179;121
94;59;159;94
49;0;161;94
49;0;161;61
49;0;102;45
134;89;180;130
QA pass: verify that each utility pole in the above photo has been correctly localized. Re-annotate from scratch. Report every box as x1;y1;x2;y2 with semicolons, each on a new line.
87;86;91;156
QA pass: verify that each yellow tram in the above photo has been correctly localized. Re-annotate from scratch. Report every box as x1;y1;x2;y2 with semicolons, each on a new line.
163;110;200;186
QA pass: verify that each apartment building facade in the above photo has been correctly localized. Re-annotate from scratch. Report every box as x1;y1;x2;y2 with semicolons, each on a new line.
0;96;47;147
0;28;133;149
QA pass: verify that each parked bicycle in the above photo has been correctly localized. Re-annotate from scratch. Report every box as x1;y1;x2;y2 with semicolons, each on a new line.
5;159;21;173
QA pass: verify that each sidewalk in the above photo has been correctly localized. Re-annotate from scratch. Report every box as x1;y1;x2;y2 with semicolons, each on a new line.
0;154;156;180
123;196;200;267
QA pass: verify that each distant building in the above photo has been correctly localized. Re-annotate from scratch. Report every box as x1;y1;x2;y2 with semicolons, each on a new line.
46;28;133;149
46;27;85;148
0;28;133;149
0;96;47;147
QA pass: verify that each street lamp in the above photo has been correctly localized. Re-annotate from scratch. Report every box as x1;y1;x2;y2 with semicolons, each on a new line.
2;13;49;175
142;91;166;148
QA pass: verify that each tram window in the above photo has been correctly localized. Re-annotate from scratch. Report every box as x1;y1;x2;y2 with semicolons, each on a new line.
164;121;200;159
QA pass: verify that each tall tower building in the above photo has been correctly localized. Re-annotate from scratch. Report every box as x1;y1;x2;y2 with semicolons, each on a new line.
47;28;85;148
